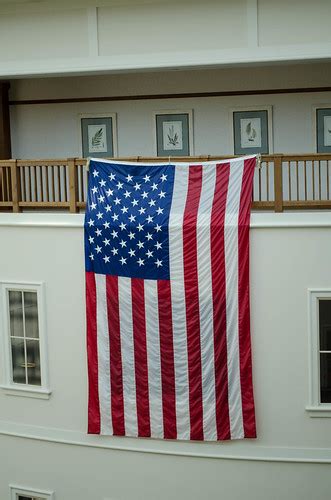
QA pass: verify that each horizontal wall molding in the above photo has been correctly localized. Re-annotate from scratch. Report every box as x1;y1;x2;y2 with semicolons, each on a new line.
8;86;331;106
0;420;330;463
1;213;331;229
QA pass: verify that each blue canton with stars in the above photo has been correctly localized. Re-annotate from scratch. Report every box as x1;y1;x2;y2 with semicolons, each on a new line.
84;160;175;280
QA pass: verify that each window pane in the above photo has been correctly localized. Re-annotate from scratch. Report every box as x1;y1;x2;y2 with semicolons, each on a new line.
24;291;39;338
11;338;26;384
319;299;331;351
320;353;331;403
26;339;41;386
9;290;24;337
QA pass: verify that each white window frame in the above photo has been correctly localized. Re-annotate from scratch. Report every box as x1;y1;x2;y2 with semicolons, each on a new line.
10;484;54;500
306;289;331;417
0;281;51;399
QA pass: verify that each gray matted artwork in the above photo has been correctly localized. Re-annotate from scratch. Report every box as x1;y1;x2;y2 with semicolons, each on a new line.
316;108;331;153
156;113;190;157
81;117;114;158
233;110;269;155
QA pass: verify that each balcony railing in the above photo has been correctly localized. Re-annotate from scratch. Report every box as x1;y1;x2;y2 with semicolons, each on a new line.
0;155;330;213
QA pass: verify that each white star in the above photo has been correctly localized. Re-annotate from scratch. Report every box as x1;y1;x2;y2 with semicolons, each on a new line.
120;256;127;265
146;249;153;258
111;213;119;221
99;179;106;187
88;236;94;244
109;172;116;181
103;221;110;229
141;191;148;199
121;206;129;214
111;247;118;256
89;253;94;260
155;241;162;250
96;245;102;253
138;207;146;215
137;223;144;232
116;181;123;190
137;240;144;249
143;174;150;182
119;222;127;231
148;199;156;207
155;259;163;267
111;230;118;239
124;190;131;198
92;169;99;178
114;197;121;205
106;189;113;197
134;183;141;191
119;239;127;248
126;174;133;182
105;204;112;212
103;255;110;263
87;219;94;227
90;202;97;210
96;212;103;220
160;174;167;182
131;199;139;207
98;195;105;203
92;187;98;194
151;183;158;191
146;215;153;223
128;249;136;257
95;228;102;237
128;232;135;240
145;232;153;241
156;207;164;215
155;224;162;232
137;258;145;266
158;190;166;199
128;214;136;223
103;238;110;246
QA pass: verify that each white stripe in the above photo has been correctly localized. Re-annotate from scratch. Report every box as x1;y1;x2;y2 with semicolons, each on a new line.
196;164;217;441
168;165;190;440
144;280;163;439
96;273;113;435
118;276;138;437
224;159;245;439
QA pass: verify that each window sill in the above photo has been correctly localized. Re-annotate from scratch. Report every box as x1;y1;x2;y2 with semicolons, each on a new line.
305;405;331;418
0;384;52;400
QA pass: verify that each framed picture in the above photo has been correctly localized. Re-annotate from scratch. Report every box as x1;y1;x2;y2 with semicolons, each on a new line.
154;111;193;157
231;107;272;155
80;114;117;158
315;107;331;153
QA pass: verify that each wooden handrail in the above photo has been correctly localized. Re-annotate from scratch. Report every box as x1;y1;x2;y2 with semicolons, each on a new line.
0;154;330;213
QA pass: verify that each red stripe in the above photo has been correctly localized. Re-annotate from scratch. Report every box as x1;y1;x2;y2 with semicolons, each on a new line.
210;163;231;440
238;158;257;438
183;165;204;441
158;279;177;439
106;275;125;436
86;271;101;434
131;278;151;437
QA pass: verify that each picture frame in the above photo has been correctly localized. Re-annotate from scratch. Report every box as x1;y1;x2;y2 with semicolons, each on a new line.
231;106;273;155
79;113;117;158
314;107;331;153
154;110;193;157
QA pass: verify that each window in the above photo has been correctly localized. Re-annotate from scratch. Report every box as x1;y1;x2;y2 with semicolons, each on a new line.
10;485;54;500
307;289;331;416
0;282;50;399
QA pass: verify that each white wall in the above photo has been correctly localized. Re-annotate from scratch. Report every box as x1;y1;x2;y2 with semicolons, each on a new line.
0;213;330;500
0;0;331;77
9;67;331;158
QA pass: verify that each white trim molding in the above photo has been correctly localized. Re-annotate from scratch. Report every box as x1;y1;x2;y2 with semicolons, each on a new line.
10;484;54;500
0;281;51;399
307;289;331;417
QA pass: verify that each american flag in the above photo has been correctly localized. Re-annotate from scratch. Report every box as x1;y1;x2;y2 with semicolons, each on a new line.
85;156;256;441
